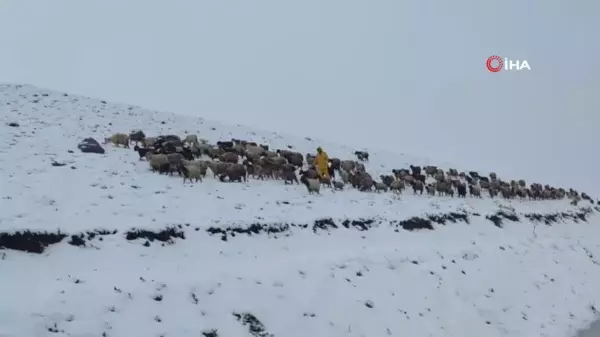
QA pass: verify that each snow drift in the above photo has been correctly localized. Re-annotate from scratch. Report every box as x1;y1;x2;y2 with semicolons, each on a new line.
1;84;600;337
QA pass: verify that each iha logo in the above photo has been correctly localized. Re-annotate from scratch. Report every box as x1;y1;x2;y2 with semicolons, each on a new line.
486;55;531;72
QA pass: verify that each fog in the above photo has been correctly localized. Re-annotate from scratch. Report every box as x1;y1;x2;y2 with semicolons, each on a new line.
1;0;598;192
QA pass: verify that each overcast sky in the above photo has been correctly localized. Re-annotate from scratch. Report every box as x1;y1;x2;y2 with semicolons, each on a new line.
1;0;598;193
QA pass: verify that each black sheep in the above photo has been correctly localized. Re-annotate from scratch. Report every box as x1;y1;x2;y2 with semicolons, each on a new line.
133;145;152;160
178;147;194;160
457;184;467;197
409;165;421;175
354;151;369;161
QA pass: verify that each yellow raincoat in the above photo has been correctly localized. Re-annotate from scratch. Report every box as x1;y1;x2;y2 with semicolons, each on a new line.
313;150;329;178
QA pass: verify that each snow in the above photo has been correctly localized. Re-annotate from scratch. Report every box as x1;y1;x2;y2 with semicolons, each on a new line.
1;84;600;337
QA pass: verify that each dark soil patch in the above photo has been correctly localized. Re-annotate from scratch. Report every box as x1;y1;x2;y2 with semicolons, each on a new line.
68;229;118;247
486;211;520;228
233;312;273;337
206;223;292;241
524;208;592;225
125;227;185;245
341;218;375;231
0;208;595;252
0;230;67;254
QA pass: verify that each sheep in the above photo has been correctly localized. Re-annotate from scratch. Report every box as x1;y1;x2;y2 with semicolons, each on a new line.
339;170;350;184
209;161;230;178
246;146;266;160
133;145;152;160
354;162;366;172
265;150;278;158
155;135;182;149
332;180;344;191
219;152;239;164
409;165;421;175
341;160;356;173
392;169;409;180
426;184;435;196
329;158;341;171
167;153;185;168
143;137;158;148
282;170;299;185
105;133;130;148
380;175;395;187
413;174;426;184
457;183;467;197
183;134;199;146
469;185;481;197
129;130;146;145
217;141;234;150
435;181;450;196
357;172;374;191
354;151;369;161
374;182;388;193
300;175;321;194
403;175;415;184
299;168;319;180
412;180;424;194
319;175;333;187
220;163;247;182
158;162;171;175
179;164;203;183
182;160;209;177
424;166;437;177
148;153;169;172
287;153;304;167
388;180;404;193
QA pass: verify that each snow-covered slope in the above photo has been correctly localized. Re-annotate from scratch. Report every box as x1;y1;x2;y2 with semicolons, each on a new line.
1;84;600;337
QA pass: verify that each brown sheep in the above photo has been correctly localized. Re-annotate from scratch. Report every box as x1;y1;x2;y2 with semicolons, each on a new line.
412;180;424;194
219;152;239;164
220;163;247;182
209;161;230;178
390;180;405;193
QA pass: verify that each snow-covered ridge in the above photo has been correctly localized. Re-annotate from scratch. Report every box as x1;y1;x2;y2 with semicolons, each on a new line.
1;84;600;337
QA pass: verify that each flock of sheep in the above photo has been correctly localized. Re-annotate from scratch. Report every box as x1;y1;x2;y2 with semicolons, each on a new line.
103;131;592;205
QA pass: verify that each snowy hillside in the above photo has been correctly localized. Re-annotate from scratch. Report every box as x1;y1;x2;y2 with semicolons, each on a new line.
1;84;600;337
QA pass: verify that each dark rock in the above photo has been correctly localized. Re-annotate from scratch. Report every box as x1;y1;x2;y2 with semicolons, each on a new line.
78;137;105;154
7;122;19;127
51;161;67;167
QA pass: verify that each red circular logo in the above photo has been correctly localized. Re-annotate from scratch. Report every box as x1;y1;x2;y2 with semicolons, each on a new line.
486;55;503;72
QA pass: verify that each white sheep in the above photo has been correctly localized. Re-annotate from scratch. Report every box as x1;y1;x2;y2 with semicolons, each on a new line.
180;164;203;184
104;133;129;148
